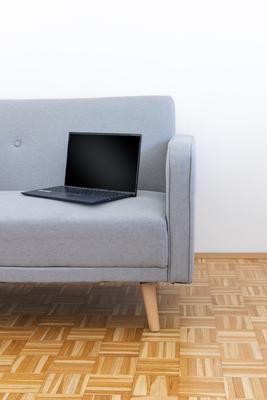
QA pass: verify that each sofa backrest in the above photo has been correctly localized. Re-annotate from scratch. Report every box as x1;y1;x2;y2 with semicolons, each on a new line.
0;96;175;192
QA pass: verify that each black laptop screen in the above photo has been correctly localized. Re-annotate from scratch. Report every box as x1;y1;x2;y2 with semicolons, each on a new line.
65;133;141;193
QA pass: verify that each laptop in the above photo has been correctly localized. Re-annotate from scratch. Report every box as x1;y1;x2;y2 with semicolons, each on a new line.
22;132;142;205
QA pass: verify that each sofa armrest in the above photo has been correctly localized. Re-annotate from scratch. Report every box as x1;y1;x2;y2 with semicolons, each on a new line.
166;135;195;283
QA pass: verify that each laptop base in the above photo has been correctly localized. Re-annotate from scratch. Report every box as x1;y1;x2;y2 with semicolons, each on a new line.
22;186;132;205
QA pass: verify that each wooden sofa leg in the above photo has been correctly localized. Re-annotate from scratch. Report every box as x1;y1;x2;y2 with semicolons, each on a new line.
141;283;160;332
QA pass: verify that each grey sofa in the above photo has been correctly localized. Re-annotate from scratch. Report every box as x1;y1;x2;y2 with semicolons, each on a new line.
0;96;194;331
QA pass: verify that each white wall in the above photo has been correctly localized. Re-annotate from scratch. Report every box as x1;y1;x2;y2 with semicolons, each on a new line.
1;0;267;251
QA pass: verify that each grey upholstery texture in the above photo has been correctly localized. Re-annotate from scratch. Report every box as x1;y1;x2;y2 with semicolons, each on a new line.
0;267;167;283
0;96;175;192
0;190;168;268
0;96;195;283
166;135;195;283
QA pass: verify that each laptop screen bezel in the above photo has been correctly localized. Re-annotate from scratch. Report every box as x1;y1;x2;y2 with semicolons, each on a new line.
64;132;142;195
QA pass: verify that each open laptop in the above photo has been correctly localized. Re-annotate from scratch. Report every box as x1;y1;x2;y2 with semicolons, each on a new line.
22;132;142;205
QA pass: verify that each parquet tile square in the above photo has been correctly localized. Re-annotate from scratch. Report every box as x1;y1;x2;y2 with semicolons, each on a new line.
131;374;178;396
135;359;179;375
103;329;143;343
179;285;210;297
139;341;179;359
222;360;267;376
180;344;221;358
10;355;52;374
211;293;244;308
99;342;140;357
0;340;28;355
40;373;89;395
1;394;36;400
209;277;240;289
111;304;143;317
178;377;225;397
180;327;217;344
0;373;43;393
49;359;95;374
159;314;180;329
67;329;106;341
180;356;223;377
237;269;266;281
58;340;101;358
220;342;262;361
180;304;214;317
179;317;216;328
241;284;267;297
92;356;137;376
31;326;73;342
225;376;267;399
215;315;253;330
20;341;63;356
141;329;180;342
247;304;267;317
0;356;16;374
85;376;133;395
0;330;32;341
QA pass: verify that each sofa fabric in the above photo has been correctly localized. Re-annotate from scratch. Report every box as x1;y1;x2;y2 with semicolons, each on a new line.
0;267;167;283
0;96;195;284
0;190;168;269
0;96;175;192
166;135;195;283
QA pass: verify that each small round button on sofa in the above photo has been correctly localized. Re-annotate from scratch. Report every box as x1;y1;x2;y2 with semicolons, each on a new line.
14;139;22;147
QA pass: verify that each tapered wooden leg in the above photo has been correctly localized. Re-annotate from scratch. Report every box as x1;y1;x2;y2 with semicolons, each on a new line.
141;282;160;332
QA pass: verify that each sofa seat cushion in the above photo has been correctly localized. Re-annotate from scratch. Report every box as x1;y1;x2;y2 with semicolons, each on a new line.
0;190;168;268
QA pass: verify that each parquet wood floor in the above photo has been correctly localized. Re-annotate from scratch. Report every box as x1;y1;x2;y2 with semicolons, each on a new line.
0;259;267;399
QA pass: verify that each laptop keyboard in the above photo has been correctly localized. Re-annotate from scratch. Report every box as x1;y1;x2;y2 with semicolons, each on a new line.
50;186;128;199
